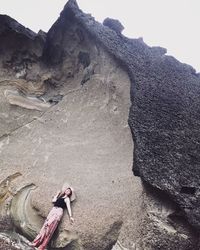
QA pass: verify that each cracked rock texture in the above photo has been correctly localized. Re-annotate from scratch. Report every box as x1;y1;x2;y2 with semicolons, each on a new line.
0;0;200;249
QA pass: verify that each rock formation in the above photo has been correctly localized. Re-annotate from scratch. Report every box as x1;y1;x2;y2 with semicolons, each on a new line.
0;0;200;249
103;18;124;34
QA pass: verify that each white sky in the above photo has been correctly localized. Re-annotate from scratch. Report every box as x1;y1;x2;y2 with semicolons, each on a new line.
0;0;200;72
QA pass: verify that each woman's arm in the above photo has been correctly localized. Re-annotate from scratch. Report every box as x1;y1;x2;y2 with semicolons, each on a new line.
64;197;74;223
52;190;61;203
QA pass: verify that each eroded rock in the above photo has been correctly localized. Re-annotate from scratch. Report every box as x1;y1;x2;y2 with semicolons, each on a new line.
0;172;21;203
3;79;47;97
4;90;52;111
135;184;199;250
10;184;42;240
0;15;45;81
0;6;142;248
103;18;124;34
0;232;35;250
60;0;200;235
0;0;200;249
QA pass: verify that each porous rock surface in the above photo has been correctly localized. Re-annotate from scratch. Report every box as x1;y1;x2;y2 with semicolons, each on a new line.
103;18;124;34
0;0;200;249
57;0;200;230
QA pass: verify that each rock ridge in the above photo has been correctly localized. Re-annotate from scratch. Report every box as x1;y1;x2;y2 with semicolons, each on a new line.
57;0;200;230
0;0;200;249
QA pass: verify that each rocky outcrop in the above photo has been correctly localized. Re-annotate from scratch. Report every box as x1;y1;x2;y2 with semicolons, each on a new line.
4;90;52;111
57;0;200;231
0;15;45;78
0;2;142;249
0;0;200;249
103;18;124;34
0;232;35;250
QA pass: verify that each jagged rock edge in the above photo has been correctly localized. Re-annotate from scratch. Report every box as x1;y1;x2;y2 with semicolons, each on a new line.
54;0;200;232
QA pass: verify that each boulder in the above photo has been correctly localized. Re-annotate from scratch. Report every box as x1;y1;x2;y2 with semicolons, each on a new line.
0;3;142;249
0;0;200;249
103;18;124;34
60;0;200;231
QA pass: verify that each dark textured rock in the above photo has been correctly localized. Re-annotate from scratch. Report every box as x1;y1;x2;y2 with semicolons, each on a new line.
0;15;45;74
1;0;200;248
59;0;200;230
37;29;47;43
0;15;36;39
103;18;124;34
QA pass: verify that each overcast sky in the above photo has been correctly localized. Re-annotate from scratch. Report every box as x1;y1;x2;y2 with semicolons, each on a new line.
1;0;199;72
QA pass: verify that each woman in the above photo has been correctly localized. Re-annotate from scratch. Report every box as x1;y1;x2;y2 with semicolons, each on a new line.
31;183;76;250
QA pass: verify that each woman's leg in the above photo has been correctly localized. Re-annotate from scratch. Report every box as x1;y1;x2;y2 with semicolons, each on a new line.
38;219;60;250
31;220;49;247
33;207;63;249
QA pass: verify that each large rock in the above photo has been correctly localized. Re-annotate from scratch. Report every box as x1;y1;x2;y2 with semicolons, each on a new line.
0;15;45;62
0;0;200;249
0;51;142;249
0;15;46;83
0;4;142;249
58;0;200;231
103;18;124;34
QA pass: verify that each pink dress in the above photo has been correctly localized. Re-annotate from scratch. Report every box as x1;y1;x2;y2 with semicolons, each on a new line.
32;206;63;250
